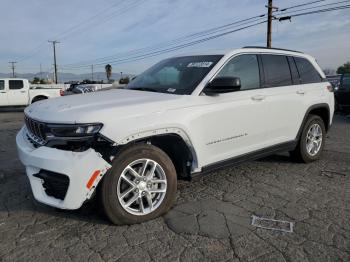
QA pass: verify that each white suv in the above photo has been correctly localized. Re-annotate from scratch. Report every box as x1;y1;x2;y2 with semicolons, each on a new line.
16;47;334;224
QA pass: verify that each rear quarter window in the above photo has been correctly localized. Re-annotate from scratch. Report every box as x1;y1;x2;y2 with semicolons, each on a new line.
294;57;322;84
9;80;24;89
0;80;4;90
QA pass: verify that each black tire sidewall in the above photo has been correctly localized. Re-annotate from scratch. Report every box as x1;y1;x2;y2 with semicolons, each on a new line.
299;115;326;163
100;144;177;225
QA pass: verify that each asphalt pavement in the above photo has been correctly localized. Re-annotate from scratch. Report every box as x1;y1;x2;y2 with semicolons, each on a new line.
0;111;349;261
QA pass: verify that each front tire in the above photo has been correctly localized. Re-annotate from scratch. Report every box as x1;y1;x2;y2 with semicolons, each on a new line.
290;115;326;163
100;144;177;225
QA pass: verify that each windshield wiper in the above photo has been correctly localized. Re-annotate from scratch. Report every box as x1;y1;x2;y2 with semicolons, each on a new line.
130;87;159;93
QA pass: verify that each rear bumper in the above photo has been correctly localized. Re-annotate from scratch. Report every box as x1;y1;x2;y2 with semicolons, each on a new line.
16;127;111;209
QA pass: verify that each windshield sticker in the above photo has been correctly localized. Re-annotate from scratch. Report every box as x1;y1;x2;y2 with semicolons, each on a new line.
167;88;176;93
187;62;213;68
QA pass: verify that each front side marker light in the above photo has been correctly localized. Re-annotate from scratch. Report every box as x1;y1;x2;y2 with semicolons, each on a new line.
86;170;101;189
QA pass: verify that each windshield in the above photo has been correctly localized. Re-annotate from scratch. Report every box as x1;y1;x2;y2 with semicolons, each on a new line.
126;55;223;95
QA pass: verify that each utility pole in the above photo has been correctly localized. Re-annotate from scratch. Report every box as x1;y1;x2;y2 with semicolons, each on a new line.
40;63;42;79
91;65;94;81
9;61;17;78
48;40;60;84
266;0;273;48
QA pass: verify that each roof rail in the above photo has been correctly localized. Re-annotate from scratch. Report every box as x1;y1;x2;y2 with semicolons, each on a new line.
242;46;303;54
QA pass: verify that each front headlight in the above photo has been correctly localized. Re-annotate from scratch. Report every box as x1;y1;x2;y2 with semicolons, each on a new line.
47;123;103;137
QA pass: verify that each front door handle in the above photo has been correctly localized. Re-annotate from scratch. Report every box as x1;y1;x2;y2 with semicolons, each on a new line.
20;90;26;93
296;90;306;95
251;95;266;101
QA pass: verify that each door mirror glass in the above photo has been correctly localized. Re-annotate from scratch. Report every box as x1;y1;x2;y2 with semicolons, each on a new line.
204;77;241;95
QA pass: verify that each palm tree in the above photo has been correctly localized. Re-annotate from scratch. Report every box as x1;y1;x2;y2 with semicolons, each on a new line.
105;64;112;81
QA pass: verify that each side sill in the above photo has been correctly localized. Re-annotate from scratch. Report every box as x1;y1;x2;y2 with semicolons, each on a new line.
193;140;297;176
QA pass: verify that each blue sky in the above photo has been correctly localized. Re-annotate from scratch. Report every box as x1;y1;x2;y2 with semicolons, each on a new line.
0;0;349;75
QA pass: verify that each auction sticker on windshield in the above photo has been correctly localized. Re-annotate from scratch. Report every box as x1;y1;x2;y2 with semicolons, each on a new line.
187;62;213;68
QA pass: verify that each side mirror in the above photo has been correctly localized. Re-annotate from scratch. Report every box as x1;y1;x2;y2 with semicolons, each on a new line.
204;77;241;95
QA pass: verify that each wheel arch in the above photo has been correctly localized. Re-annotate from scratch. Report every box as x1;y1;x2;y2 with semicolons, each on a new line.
117;129;198;180
31;95;48;103
296;103;331;140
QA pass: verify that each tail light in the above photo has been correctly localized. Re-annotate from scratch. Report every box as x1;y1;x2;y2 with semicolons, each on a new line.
59;89;64;96
326;85;334;92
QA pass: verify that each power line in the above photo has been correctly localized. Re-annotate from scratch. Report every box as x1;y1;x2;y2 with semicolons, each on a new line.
14;0;144;62
62;15;267;68
58;0;145;42
277;3;350;20
278;0;326;11
61;0;337;69
64;20;267;69
61;16;268;69
277;0;350;15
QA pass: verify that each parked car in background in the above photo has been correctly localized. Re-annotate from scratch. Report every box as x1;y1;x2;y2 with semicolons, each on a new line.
63;84;97;96
17;47;334;225
326;74;341;89
0;78;63;107
334;73;350;113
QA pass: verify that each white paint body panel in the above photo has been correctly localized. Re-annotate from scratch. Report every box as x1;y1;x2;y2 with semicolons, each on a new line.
16;48;334;209
16;127;111;209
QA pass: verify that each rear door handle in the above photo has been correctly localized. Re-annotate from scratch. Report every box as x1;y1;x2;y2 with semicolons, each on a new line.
296;90;305;95
20;90;26;93
251;95;266;101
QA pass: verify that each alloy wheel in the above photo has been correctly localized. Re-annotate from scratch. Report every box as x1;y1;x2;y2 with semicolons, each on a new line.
305;123;323;156
117;159;167;216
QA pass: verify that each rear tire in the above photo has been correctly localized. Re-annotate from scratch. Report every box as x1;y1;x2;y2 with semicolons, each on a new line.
100;144;177;225
290;115;326;163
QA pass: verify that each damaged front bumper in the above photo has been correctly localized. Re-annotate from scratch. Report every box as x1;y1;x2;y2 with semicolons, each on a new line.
16;127;111;209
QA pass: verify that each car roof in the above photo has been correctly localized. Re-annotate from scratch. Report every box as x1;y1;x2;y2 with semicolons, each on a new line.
173;46;313;60
0;78;27;80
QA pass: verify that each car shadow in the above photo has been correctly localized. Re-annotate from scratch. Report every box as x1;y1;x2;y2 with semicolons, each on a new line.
257;153;292;163
0;107;25;113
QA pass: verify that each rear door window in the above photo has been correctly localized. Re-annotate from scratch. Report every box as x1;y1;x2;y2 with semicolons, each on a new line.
261;54;292;87
9;80;24;89
294;57;322;84
0;80;4;90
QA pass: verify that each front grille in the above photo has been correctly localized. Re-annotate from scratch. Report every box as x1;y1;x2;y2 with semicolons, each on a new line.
33;170;70;200
24;115;47;145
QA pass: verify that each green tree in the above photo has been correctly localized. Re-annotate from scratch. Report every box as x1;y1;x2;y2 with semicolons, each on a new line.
119;76;130;84
105;64;112;80
39;78;47;84
32;77;40;84
337;62;350;74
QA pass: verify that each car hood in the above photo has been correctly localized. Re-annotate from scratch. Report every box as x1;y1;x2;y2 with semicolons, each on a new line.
25;89;185;124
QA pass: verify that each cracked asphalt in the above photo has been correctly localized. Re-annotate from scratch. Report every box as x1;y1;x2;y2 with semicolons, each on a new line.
0;110;349;262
